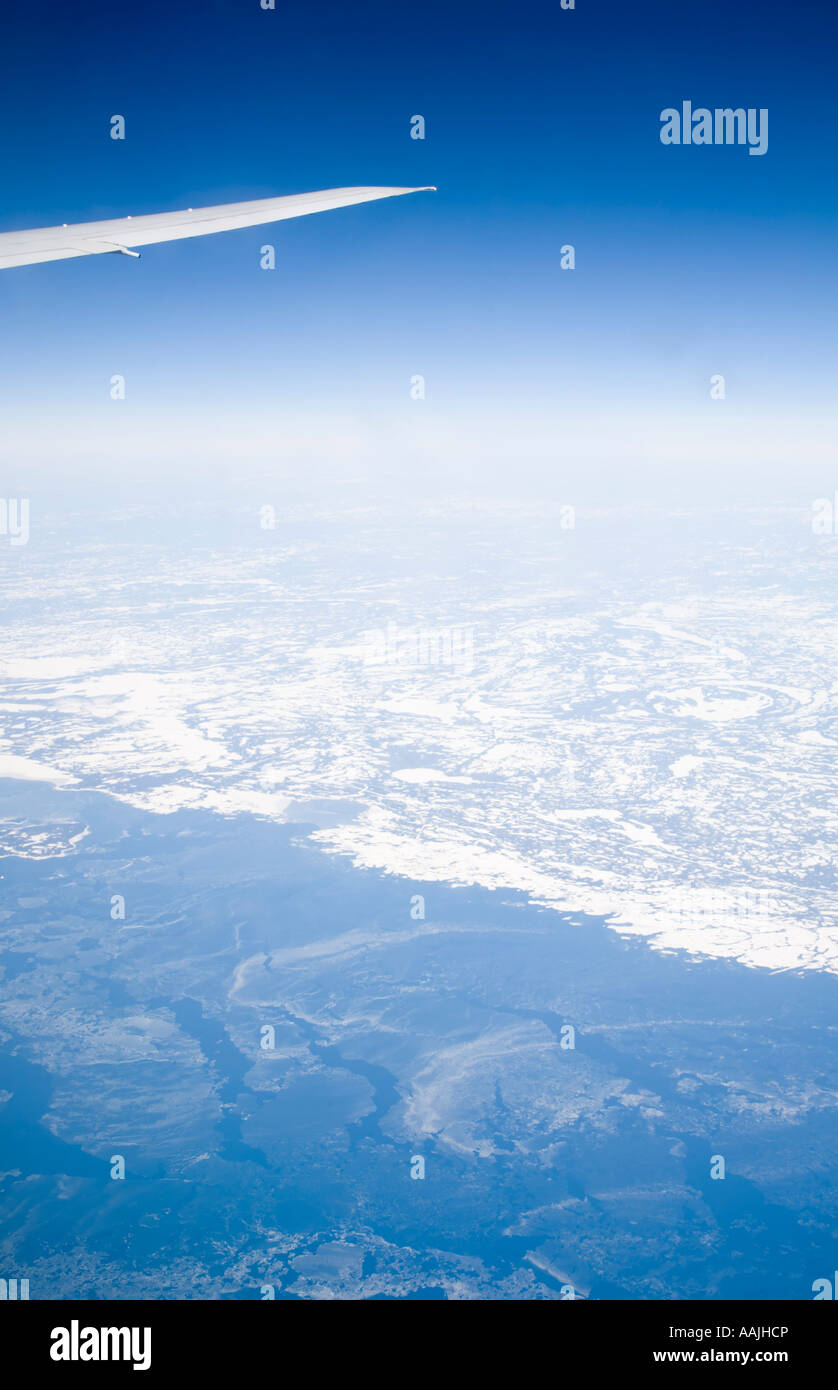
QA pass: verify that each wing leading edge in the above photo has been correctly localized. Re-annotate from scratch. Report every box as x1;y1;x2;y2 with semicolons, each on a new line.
0;185;436;270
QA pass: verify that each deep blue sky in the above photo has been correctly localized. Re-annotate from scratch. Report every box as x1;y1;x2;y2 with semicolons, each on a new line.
1;0;836;501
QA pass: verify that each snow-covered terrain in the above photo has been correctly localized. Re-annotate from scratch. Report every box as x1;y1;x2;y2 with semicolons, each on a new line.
2;497;836;974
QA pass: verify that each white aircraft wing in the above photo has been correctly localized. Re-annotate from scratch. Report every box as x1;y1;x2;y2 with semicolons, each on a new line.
0;185;436;270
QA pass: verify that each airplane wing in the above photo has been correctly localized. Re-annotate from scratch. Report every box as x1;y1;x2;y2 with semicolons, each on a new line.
0;185;436;270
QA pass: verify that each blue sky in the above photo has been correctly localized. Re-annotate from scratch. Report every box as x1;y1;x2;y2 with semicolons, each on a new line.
0;0;836;503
